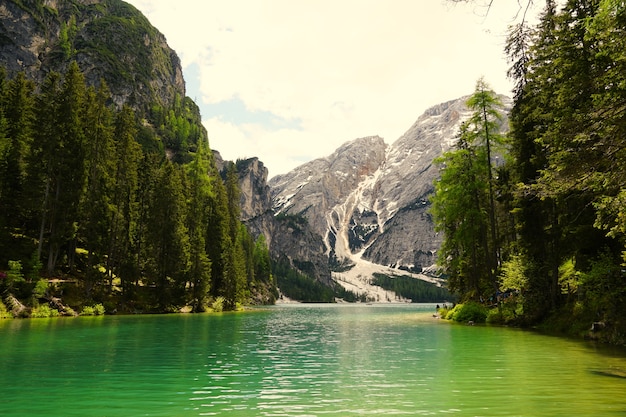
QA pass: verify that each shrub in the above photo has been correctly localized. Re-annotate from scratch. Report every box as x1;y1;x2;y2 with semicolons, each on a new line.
80;303;106;316
80;306;95;316
447;302;488;323
33;279;49;299
31;304;60;318
93;303;105;315
211;296;224;313
7;260;24;284
0;300;11;319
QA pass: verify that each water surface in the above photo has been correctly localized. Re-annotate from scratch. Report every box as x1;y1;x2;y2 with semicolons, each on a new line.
1;304;625;416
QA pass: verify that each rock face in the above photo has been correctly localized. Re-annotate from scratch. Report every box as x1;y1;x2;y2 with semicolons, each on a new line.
217;155;333;286
0;0;185;112
270;96;511;276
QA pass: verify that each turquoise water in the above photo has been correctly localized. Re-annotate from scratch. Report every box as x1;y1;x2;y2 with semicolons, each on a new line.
1;304;626;416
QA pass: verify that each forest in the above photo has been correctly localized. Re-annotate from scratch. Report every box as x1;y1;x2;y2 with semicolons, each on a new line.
0;62;276;317
431;0;626;343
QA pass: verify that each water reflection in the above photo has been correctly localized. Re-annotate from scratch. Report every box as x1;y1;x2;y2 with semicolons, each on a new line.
1;305;626;416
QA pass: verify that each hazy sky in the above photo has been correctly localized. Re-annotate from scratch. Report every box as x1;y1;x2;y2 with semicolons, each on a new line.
125;0;538;178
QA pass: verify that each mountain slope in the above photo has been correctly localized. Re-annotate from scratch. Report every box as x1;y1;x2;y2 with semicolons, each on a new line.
270;95;511;298
0;0;184;112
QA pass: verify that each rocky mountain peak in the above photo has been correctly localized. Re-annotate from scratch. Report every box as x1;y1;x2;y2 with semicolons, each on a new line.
0;0;184;113
270;95;511;282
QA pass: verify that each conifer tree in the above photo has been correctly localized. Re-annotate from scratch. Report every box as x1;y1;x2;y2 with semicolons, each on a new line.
0;72;35;236
109;105;142;297
29;71;62;268
80;83;115;293
145;160;190;309
431;81;507;300
45;62;88;273
223;163;247;309
185;141;213;311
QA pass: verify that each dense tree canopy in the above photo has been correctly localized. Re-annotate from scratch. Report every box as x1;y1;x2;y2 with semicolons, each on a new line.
434;0;626;342
0;63;276;314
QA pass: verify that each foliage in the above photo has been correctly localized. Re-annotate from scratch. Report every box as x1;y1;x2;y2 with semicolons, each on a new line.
32;279;48;299
80;303;105;316
211;296;225;313
445;302;488;323
0;300;10;319
273;257;335;302
431;81;507;299
0;63;276;314
499;254;529;293
371;273;454;303
430;0;626;340
31;304;60;318
7;260;24;284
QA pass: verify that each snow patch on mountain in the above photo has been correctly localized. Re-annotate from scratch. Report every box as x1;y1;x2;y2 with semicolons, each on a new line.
269;95;511;302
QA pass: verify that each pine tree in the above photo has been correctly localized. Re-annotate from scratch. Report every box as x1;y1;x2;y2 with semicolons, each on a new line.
223;162;247;309
80;83;115;293
206;162;231;301
108;105;142;297
28;71;62;268
44;62;88;274
0;72;35;236
184;141;213;311
144;160;190;309
431;81;507;300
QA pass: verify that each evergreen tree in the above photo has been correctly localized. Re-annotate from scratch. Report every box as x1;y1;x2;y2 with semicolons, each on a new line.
0;71;35;260
253;234;272;284
431;81;507;300
223;163;247;309
1;72;35;233
206;161;231;301
28;71;62;268
109;105;142;297
80;83;115;293
431;124;491;297
184;141;213;311
144;160;190;309
44;62;88;274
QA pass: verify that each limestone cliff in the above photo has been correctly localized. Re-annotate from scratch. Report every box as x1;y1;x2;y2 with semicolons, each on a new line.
216;154;332;286
271;96;511;278
0;0;184;112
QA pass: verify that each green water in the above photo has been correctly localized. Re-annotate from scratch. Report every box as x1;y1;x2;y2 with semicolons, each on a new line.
1;304;626;416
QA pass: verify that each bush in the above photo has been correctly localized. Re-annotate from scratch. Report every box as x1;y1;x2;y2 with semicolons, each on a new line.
80;303;105;316
211;296;224;313
446;302;488;323
93;303;105;315
33;279;49;299
31;304;60;318
0;300;11;319
80;306;95;316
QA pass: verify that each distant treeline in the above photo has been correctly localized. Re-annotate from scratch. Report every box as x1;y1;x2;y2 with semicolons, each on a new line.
0;63;275;315
371;273;453;303
273;257;366;303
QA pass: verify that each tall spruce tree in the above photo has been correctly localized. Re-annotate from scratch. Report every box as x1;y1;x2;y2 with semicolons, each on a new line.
184;141;213;311
45;62;88;274
0;72;35;263
431;81;507;300
109;105;142;297
80;83;115;293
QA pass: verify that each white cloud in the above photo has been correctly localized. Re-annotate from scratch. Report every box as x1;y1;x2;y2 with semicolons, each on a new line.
126;0;538;178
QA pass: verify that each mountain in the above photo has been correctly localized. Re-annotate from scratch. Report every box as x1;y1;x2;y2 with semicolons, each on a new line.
0;0;184;112
214;153;334;288
269;95;511;297
0;0;276;313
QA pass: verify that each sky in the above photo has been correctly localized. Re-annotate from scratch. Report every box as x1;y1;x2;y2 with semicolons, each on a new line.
125;0;539;178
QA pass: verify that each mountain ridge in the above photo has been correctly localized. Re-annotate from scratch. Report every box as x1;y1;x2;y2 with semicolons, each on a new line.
268;95;511;299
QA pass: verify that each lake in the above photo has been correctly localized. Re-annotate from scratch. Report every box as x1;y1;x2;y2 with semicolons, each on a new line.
1;304;626;416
